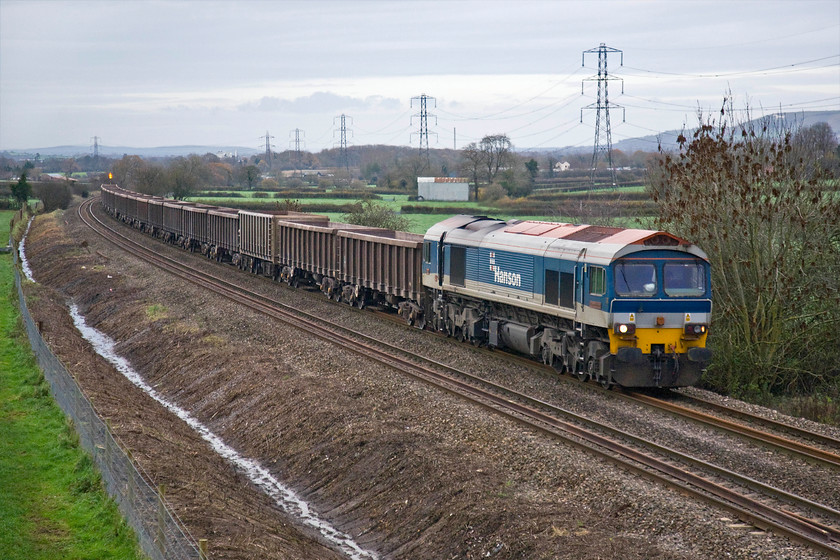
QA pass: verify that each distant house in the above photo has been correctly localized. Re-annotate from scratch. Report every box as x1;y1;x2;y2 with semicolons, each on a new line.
417;177;469;201
553;161;571;172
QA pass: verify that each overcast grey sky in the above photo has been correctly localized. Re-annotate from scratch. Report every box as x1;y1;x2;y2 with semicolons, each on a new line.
1;0;838;152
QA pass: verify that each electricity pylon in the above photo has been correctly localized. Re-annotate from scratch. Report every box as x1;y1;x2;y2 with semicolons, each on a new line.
411;94;437;164
581;43;625;188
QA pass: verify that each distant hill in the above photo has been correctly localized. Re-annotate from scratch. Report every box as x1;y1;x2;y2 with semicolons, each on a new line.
613;110;839;154
2;145;260;159
4;110;837;159
548;110;840;155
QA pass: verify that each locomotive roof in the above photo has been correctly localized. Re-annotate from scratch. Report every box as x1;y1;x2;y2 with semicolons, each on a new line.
426;215;708;263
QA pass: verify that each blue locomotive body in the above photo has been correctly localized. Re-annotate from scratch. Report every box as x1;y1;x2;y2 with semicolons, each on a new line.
422;216;712;388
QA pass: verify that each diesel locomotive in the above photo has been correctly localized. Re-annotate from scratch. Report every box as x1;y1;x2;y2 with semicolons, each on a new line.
421;215;711;388
100;185;711;388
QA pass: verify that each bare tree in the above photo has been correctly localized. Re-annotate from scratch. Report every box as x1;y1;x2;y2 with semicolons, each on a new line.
480;134;513;184
649;97;840;394
397;155;431;193
791;122;840;178
110;155;144;189
135;163;169;196
459;142;485;200
170;155;209;200
60;157;78;179
236;165;261;190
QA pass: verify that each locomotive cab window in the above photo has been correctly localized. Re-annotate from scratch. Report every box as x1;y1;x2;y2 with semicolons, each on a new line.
615;263;656;297
423;241;432;263
589;266;606;296
664;262;706;297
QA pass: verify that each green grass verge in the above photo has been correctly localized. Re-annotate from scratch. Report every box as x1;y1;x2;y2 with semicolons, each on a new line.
0;212;144;560
1;210;15;245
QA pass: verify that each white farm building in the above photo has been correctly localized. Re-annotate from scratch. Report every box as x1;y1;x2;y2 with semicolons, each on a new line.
417;177;470;201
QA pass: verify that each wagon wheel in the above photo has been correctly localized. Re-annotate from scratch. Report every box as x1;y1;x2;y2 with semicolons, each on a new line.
415;314;426;330
459;328;469;343
354;297;365;309
332;289;342;302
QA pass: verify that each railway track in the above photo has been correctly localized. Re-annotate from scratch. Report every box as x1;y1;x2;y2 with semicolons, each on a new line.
622;391;840;469
472;340;840;472
669;391;840;450
79;197;840;557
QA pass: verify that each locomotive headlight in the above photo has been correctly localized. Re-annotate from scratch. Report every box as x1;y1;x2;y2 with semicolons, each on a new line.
684;324;707;335
614;323;636;335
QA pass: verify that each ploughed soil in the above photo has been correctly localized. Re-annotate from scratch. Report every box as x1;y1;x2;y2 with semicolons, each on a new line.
17;199;824;559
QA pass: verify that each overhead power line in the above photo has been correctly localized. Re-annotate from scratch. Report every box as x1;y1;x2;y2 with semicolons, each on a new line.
620;54;840;79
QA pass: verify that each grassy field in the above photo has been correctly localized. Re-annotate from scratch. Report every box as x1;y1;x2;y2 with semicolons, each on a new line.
187;192;582;234
1;211;12;245
0;210;144;560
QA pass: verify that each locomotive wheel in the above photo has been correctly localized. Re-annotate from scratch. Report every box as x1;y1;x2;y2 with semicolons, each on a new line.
576;358;590;382
586;357;600;383
598;372;613;390
416;314;426;330
541;345;552;366
354;297;365;309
